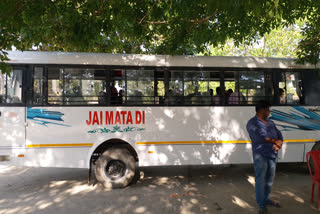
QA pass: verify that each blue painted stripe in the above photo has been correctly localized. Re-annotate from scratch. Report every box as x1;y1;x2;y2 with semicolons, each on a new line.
271;107;320;131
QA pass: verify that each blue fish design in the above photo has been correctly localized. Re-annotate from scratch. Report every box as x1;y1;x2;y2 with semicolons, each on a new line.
27;107;71;127
270;107;320;131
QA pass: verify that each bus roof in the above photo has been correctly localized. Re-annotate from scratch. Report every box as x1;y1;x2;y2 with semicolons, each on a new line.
5;51;318;69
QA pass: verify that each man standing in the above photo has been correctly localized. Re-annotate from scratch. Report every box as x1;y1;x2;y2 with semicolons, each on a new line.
246;100;283;214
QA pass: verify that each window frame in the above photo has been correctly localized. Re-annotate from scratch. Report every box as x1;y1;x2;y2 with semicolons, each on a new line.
10;63;309;107
0;65;28;107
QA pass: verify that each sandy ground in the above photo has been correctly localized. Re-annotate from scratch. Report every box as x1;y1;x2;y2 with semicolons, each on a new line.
0;163;318;214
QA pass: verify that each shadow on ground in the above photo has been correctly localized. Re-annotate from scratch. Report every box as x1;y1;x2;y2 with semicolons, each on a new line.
0;163;318;214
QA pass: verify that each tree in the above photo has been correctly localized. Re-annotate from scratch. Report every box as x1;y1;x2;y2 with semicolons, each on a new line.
296;9;320;66
203;22;304;58
0;0;319;73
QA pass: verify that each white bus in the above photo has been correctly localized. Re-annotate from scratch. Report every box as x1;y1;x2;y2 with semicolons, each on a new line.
0;51;319;188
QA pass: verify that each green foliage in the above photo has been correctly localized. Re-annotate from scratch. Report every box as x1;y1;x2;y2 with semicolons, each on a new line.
296;7;320;68
0;51;11;74
0;0;319;69
204;23;304;58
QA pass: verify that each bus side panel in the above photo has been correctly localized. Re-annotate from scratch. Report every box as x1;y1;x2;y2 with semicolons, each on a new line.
277;143;305;162
0;147;89;168
25;107;147;168
137;143;254;166
23;106;320;168
0;107;25;147
0;107;26;164
136;106;319;166
136;106;252;166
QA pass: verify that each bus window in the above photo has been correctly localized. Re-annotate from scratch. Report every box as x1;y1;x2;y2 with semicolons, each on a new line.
33;67;45;105
48;68;63;105
279;71;303;105
0;69;23;104
167;71;183;105
264;72;274;104
64;68;105;105
224;71;238;105
239;71;266;105
94;69;107;105
209;71;221;105
47;68;106;105
183;71;220;106
0;72;5;103
110;69;125;105
126;69;154;105
184;71;210;105
224;70;269;105
155;70;165;105
279;72;286;104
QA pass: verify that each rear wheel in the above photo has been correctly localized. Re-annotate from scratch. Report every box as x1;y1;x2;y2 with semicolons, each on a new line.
95;147;136;189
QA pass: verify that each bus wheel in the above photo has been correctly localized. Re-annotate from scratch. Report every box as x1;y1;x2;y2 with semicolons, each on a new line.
95;147;136;189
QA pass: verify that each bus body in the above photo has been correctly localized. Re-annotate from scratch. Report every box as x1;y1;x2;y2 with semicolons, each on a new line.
1;51;319;187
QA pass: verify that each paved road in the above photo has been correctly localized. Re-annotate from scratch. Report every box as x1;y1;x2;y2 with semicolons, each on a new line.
0;163;317;214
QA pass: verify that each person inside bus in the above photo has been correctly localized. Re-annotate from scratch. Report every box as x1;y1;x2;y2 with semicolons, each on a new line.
98;91;107;105
279;88;285;104
246;100;283;214
130;90;143;105
209;89;213;97
209;89;214;105
227;89;246;105
165;89;174;105
296;81;304;104
226;89;233;104
117;89;124;104
198;91;210;105
213;87;221;105
110;84;118;105
70;85;85;105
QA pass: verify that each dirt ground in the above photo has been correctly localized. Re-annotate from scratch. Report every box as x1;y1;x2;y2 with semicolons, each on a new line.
0;163;318;214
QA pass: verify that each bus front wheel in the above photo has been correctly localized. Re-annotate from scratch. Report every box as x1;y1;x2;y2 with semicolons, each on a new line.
95;147;136;189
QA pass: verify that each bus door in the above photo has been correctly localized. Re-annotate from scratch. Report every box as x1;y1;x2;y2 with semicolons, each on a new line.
0;68;26;147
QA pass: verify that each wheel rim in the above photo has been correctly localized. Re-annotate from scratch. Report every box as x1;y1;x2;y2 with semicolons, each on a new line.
105;160;126;180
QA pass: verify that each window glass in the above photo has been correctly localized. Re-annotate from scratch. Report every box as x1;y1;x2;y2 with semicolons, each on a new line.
184;71;211;105
33;67;45;105
166;71;183;105
110;69;125;105
48;68;63;105
279;72;286;104
239;71;265;104
157;81;165;95
0;72;5;103
0;69;23;104
47;68;106;105
156;71;165;105
224;71;241;105
209;71;221;105
279;71;302;105
126;69;154;105
163;70;221;106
